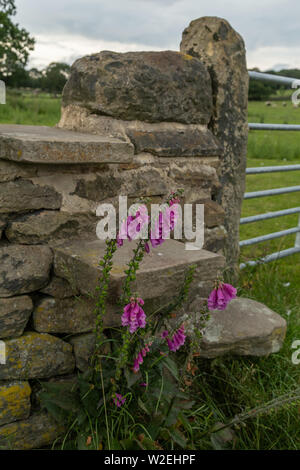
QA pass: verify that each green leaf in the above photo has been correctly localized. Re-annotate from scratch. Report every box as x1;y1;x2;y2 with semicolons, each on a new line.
210;422;236;450
136;437;158;450
120;439;140;450
168;428;187;448
125;368;141;388
138;397;151;416
163;356;179;381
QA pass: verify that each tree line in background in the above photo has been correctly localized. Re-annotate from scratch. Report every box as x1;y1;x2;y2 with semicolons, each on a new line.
0;0;70;93
1;0;300;97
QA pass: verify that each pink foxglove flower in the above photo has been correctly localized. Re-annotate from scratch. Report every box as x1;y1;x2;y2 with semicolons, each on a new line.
165;325;186;352
149;201;180;248
207;282;237;311
117;206;149;247
113;393;126;408
133;344;151;373
122;297;146;333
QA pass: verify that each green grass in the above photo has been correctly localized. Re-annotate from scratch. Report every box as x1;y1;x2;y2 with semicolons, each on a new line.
240;157;300;279
0;89;61;126
248;100;300;160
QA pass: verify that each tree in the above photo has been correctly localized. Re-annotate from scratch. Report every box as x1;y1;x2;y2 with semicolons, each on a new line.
40;62;71;93
0;0;35;78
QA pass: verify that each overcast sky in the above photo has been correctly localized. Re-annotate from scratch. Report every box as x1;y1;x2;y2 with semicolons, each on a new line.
15;0;300;71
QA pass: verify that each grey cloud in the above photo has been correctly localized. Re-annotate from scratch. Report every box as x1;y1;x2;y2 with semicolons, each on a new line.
15;0;300;56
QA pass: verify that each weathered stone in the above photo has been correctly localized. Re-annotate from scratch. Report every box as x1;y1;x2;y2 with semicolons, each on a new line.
124;167;170;197
0;296;33;339
54;239;225;300
0;216;7;239
0;381;31;426
62;51;213;124
0;332;75;380
0;411;65;450
33;296;122;333
204;200;225;228
73;171;122;201
0;124;133;164
40;276;77;299
26;173;99;215
68;333;110;372
168;162;219;188
198;298;287;358
126;128;220;157
0;159;37;183
0;179;62;214
5;210;97;244
0;245;53;297
68;333;96;371
203;226;227;253
181;17;248;277
33;297;96;334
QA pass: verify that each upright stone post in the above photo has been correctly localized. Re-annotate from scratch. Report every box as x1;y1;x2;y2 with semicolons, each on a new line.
180;17;248;279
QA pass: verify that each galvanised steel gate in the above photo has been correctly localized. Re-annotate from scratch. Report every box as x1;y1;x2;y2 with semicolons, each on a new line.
240;71;300;269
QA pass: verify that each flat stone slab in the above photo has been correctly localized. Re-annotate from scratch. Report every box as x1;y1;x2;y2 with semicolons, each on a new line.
126;128;220;157
53;239;225;301
198;297;287;358
0;124;134;164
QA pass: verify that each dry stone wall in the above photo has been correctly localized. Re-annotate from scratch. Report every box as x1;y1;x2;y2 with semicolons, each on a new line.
0;19;284;451
0;48;227;449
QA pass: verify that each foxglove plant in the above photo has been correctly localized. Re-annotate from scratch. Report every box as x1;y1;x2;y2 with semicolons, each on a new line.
207;281;237;311
40;188;238;451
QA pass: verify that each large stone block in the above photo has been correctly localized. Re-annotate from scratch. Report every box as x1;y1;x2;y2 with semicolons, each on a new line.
33;296;121;334
0;296;33;339
168;162;219;188
53;239;225;301
39;276;78;299
62;51;213;124
0;412;65;450
0;381;31;426
68;333;101;372
126;128;220;157
198;298;287;358
0;245;53;297
5;210;97;244
181;17;249;276
0;332;75;380
0;124;133;164
0;179;61;214
0;159;37;183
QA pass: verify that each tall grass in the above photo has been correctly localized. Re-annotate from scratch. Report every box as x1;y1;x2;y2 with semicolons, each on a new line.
0;89;61;126
188;259;300;450
248;100;300;160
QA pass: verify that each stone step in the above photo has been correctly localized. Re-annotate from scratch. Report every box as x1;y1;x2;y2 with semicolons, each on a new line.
0;124;134;164
197;297;287;358
53;238;225;301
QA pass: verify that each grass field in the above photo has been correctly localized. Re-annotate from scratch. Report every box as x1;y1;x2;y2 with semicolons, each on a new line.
0;90;299;449
0;89;61;126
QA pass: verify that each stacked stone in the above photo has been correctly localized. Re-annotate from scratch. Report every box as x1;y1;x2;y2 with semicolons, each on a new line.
0;50;227;449
58;50;227;252
0;44;286;450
